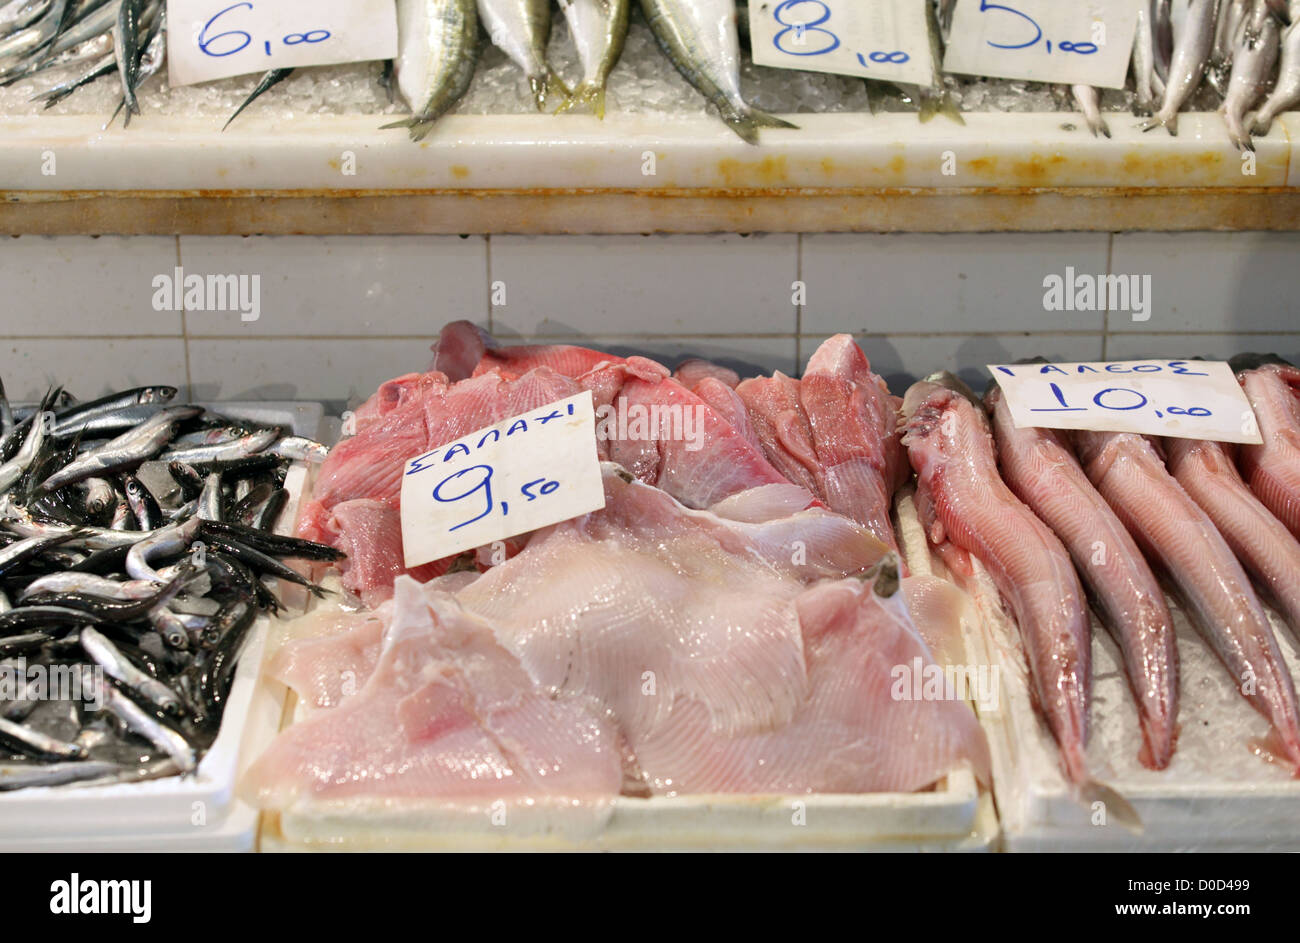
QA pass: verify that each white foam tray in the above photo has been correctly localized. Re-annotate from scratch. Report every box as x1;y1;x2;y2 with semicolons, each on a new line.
0;401;322;852
896;489;1300;852
257;491;995;852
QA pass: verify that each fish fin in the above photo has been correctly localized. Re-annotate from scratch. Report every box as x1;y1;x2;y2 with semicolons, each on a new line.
1251;110;1274;136
530;70;571;112
380;116;440;142
555;81;606;118
1075;779;1143;834
721;106;798;145
1139;113;1178;135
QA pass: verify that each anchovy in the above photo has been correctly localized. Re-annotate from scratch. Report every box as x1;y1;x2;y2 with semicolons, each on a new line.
1134;1;1167;116
639;0;796;143
0;0;67;63
158;427;278;464
113;0;145;118
1143;0;1219;134
197;472;222;522
121;472;161;530
38;405;201;493
253;488;288;532
52;385;174;430
198;519;345;561
0;391;54;494
0;529;85;577
124;517;199;583
92;672;196;772
80;626;182;714
0;715;86;760
267;435;329;463
198;533;328;596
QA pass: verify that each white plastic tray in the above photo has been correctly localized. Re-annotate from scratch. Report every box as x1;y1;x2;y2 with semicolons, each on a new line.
0;401;322;851
256;489;995;852
896;489;1300;852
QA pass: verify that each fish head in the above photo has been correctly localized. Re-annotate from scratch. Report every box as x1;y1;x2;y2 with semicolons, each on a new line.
139;386;178;405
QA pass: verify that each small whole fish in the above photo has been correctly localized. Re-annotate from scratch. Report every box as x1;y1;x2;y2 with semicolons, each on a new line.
1074;429;1300;771
1221;0;1282;151
0;715;87;760
38;405;202;493
1165;436;1300;643
81;626;183;714
477;0;567;111
1234;355;1300;539
1134;0;1167;116
555;0;629;117
639;0;796;144
384;0;479;140
901;374;1128;814
158;427;278;464
113;0;146;120
1252;15;1300;133
90;669;196;773
988;386;1178;770
223;67;293;131
1143;0;1219;135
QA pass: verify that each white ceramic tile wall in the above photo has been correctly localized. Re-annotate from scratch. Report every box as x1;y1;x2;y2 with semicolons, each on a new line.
0;232;1295;402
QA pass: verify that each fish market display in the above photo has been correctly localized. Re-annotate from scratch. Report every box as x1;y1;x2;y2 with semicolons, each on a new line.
6;1;1296;146
1073;429;1300;770
0;381;333;791
987;385;1178;771
901;373;1112;806
243;325;996;816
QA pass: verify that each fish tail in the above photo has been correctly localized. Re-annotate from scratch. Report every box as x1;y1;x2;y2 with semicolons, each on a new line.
380;115;439;142
1139;111;1178;135
919;89;964;126
530;69;571;112
555;81;607;119
721;105;798;145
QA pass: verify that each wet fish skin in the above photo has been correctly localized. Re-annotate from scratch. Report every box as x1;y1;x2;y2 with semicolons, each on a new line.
903;378;1096;787
555;0;629;117
1075;429;1300;770
1143;0;1219;135
113;0;144;117
476;0;566;110
158;427;278;464
1134;1;1167;115
640;0;796;144
1235;359;1300;539
92;672;196;773
1252;13;1300;133
1221;0;1281;151
1165;436;1300;644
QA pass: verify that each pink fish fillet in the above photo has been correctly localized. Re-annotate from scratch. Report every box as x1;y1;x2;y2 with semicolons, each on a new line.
800;335;906;553
1074;429;1300;771
428;320;629;382
267;606;390;712
1236;359;1300;541
690;376;764;452
988;387;1178;770
734;373;823;496
456;466;888;751
1165;435;1300;647
903;377;1095;788
674;358;741;389
631;575;990;795
321;499;452;607
242;577;624;808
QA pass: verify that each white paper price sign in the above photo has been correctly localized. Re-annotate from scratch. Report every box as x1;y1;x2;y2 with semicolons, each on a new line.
167;0;398;87
943;0;1137;89
748;0;934;88
400;391;606;568
988;361;1263;444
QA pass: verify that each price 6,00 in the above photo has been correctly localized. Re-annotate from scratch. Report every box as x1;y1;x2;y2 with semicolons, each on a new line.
198;2;331;59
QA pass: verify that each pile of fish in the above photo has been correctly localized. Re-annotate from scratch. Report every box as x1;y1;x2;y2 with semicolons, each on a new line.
243;322;993;813
8;0;1298;148
903;354;1300;804
247;324;1300;818
0;382;333;792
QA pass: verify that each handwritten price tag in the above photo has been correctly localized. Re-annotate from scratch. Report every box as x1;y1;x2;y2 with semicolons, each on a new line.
166;0;398;87
988;360;1263;444
748;0;934;88
399;391;606;568
943;0;1137;89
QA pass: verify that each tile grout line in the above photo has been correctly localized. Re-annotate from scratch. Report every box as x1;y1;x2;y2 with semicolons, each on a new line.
794;233;803;373
485;234;493;332
176;235;193;400
1102;231;1115;360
